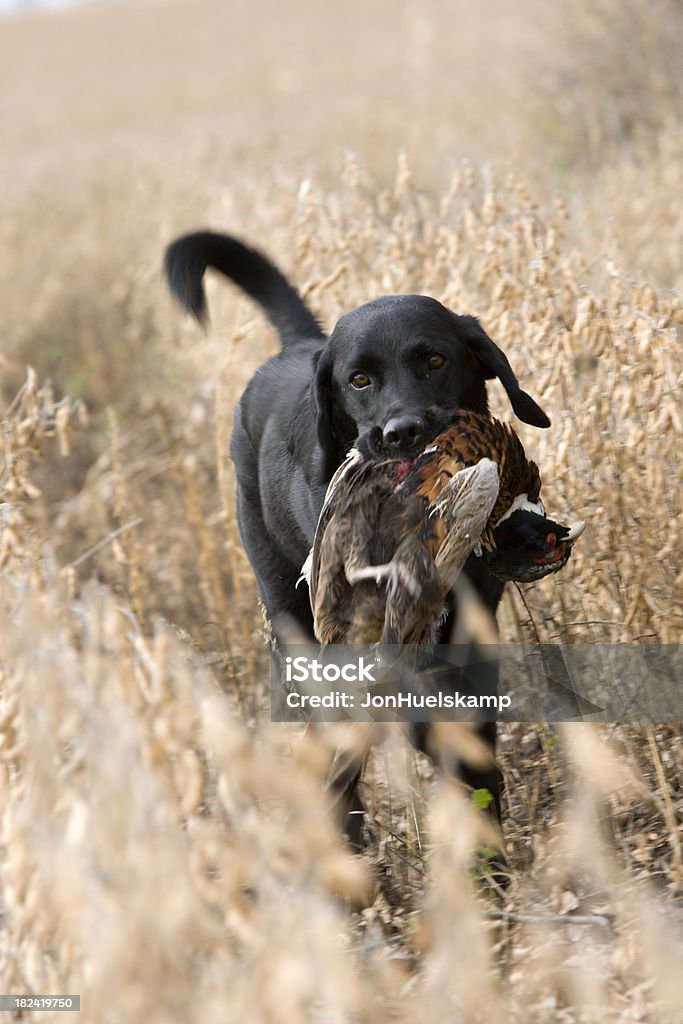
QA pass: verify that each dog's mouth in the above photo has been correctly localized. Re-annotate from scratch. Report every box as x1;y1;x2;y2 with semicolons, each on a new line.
356;441;423;475
391;456;420;483
359;412;451;467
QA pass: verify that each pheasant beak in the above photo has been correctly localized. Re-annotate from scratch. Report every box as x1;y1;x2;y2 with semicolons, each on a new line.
566;520;587;543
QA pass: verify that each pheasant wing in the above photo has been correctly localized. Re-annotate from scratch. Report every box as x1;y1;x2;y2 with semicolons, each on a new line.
303;448;366;609
429;458;501;590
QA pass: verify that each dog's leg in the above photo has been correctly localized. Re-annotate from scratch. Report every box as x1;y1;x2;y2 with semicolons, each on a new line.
236;483;314;624
407;578;510;888
326;744;372;852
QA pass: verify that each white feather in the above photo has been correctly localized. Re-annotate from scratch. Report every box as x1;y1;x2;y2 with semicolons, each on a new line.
297;549;313;589
494;491;545;527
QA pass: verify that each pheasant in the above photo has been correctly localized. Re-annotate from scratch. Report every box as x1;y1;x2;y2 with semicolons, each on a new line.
304;410;584;645
404;410;585;582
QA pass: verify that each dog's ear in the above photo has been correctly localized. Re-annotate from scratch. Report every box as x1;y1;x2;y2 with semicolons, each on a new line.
457;315;551;428
312;347;344;482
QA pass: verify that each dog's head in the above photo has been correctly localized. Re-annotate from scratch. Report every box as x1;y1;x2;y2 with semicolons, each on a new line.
313;295;549;480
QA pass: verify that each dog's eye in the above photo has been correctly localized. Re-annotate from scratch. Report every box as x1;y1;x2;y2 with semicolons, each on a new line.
350;372;372;389
427;353;446;370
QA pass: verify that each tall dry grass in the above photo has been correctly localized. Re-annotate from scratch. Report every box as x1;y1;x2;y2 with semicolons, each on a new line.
2;155;682;1020
1;0;682;1019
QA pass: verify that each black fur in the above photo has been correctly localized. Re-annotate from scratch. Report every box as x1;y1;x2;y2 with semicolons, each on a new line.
165;231;325;344
164;231;550;846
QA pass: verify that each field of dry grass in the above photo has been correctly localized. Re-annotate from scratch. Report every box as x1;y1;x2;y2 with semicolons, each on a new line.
1;0;682;1020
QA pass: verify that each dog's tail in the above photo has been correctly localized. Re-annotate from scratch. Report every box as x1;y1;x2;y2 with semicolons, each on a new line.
164;231;326;348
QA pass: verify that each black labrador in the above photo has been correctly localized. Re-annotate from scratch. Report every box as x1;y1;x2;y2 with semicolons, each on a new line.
165;231;550;844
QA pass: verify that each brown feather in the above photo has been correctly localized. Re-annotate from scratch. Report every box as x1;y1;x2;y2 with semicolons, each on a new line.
404;410;541;546
307;411;543;645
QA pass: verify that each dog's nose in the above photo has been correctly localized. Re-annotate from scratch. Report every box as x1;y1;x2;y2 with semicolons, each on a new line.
383;415;426;453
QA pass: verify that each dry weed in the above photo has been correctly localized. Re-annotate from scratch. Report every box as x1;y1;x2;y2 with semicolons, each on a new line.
1;0;681;1017
2;149;681;1019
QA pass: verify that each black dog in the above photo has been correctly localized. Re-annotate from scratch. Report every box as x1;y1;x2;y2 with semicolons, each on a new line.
165;231;550;843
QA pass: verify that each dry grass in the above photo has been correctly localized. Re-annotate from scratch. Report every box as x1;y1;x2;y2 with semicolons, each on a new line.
1;0;682;1020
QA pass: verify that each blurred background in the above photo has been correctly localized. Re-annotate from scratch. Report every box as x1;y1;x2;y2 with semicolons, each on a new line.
2;0;681;402
1;2;681;1020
